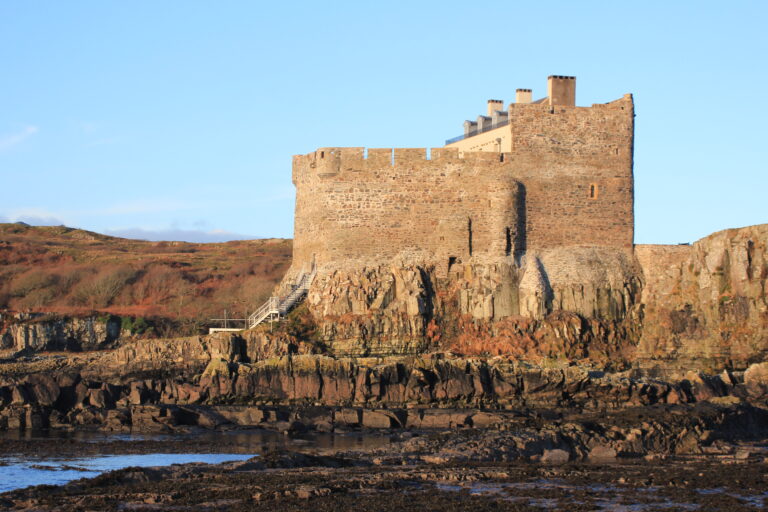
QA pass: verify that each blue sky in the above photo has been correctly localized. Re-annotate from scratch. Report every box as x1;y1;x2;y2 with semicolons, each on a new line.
0;1;765;244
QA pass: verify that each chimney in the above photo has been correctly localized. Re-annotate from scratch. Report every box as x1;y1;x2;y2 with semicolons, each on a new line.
515;89;532;104
487;99;503;116
547;75;576;106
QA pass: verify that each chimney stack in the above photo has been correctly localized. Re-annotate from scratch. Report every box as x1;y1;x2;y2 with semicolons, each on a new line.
515;89;532;104
487;99;503;116
547;75;576;106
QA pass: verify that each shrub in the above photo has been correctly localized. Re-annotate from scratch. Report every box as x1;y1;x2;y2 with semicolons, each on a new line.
121;316;152;336
10;271;60;297
69;266;138;308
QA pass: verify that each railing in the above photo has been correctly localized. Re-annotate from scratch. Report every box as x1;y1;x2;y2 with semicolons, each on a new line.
246;267;317;329
444;119;509;145
209;266;318;333
247;296;280;329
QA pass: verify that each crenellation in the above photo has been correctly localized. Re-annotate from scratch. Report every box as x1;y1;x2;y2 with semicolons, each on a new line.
394;148;427;164
431;147;459;161
365;148;393;166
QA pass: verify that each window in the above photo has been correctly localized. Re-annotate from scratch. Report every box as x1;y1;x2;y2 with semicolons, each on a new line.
467;218;473;256
589;184;598;199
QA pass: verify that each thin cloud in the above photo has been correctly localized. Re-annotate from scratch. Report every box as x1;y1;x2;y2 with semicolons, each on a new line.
0;126;39;152
104;227;260;243
13;214;65;226
2;208;66;226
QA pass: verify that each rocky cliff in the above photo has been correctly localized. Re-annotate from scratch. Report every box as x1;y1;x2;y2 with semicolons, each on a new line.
4;329;768;433
291;225;767;372
301;247;641;365
636;224;768;370
0;313;122;353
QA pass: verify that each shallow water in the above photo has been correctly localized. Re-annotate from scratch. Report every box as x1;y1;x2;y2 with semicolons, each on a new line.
0;428;393;493
434;480;705;511
0;452;252;493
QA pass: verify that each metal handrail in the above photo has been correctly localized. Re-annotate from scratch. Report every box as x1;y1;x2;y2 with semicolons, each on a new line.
246;266;318;329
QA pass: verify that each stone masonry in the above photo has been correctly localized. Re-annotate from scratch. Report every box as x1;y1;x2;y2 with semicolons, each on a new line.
290;77;634;278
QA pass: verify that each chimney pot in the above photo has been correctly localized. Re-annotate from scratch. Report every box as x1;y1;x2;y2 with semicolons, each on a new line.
487;99;504;116
547;75;576;106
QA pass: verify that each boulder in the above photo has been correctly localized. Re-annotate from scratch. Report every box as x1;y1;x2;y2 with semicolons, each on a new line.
744;362;768;398
588;444;617;461
541;449;570;464
362;410;398;429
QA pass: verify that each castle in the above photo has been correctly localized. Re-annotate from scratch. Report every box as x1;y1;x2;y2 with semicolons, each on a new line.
290;76;635;278
279;76;765;366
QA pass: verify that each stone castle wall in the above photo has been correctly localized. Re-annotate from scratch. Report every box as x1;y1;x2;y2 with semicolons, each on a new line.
289;95;635;275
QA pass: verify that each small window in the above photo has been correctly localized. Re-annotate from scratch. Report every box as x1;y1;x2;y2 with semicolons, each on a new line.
320;151;325;158
467;219;473;256
589;184;598;199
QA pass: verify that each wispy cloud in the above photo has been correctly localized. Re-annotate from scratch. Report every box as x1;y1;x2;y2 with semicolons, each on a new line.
104;227;259;243
0;125;39;152
1;208;66;226
1;201;195;227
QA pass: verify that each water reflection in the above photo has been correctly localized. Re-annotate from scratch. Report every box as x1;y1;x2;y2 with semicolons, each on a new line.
0;427;394;454
0;428;394;493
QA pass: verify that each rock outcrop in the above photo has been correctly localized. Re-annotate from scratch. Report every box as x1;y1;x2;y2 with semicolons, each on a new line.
302;246;642;364
287;224;768;371
0;313;122;353
636;224;768;370
3;327;767;433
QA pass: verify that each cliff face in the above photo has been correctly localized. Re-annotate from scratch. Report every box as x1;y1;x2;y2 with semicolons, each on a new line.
636;225;768;370
0;313;122;352
294;225;768;371
302;247;642;365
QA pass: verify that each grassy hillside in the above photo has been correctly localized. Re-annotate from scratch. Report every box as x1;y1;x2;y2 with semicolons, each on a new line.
0;223;292;331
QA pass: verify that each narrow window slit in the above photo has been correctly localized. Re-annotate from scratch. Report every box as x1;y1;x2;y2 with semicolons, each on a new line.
467;218;473;256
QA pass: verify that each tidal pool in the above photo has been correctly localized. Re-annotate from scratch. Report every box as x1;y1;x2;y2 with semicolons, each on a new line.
0;452;252;493
0;428;394;493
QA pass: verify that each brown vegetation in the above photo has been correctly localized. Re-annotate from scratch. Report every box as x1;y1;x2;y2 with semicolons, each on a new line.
0;223;291;328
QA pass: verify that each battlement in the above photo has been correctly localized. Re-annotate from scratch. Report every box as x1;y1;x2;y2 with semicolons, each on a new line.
294;146;509;166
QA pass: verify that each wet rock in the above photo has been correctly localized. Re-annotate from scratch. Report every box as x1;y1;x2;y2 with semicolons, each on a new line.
744;362;768;398
362;410;400;429
588;444;617;461
541;449;570;464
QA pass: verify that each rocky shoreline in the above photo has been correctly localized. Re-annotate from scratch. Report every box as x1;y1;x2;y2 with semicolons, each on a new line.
1;425;767;511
